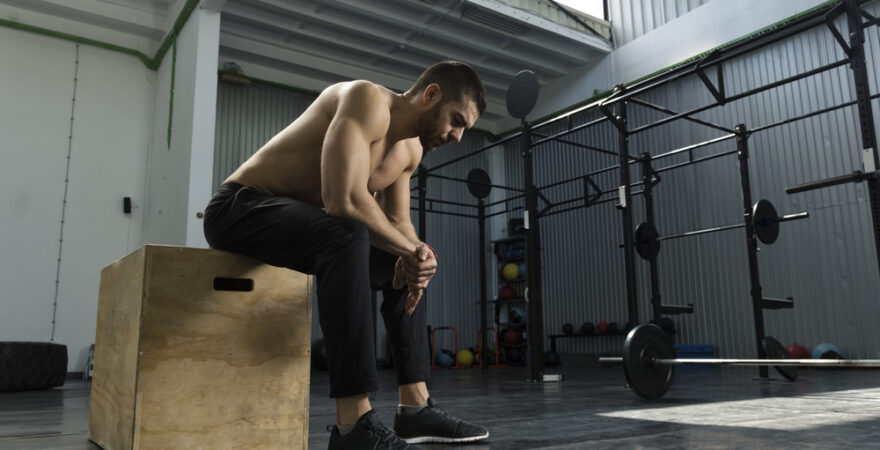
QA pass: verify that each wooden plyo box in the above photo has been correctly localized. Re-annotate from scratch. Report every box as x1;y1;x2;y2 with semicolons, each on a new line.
88;245;312;449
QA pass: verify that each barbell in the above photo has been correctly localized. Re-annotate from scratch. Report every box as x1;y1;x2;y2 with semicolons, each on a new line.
634;199;809;261
599;324;880;400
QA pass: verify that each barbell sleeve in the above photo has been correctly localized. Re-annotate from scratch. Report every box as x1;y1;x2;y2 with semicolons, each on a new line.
599;356;880;367
785;171;869;194
774;212;809;222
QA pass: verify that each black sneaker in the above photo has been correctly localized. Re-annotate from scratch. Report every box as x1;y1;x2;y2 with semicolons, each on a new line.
327;410;410;450
393;397;489;444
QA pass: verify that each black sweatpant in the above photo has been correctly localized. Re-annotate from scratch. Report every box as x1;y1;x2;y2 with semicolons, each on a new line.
203;182;430;398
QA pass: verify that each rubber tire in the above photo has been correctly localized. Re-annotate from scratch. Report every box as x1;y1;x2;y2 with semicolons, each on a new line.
0;342;68;391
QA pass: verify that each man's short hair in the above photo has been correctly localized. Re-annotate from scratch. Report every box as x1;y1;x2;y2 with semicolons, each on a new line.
410;61;487;116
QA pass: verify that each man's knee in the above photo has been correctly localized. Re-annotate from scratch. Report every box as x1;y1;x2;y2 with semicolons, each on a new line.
317;215;370;256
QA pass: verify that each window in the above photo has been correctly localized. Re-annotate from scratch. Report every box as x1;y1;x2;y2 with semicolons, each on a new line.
554;0;606;21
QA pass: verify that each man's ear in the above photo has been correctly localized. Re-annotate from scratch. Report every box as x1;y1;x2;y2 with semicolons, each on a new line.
422;83;442;106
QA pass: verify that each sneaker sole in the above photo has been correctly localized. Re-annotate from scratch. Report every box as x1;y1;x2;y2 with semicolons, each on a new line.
401;431;489;444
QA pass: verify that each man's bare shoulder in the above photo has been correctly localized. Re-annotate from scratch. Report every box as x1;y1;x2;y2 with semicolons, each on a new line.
337;81;391;110
331;80;392;136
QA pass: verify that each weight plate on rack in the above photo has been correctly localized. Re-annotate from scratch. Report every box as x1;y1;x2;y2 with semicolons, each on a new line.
623;324;675;400
466;168;492;199
753;200;780;245
634;222;661;261
506;70;539;119
762;336;798;381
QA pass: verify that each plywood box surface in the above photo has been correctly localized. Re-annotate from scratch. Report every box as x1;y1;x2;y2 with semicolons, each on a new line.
89;245;312;449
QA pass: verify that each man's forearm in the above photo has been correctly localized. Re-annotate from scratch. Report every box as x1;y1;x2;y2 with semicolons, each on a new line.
327;193;418;257
392;221;422;247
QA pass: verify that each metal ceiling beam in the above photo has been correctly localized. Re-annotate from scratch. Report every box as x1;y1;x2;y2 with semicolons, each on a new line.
222;2;516;92
220;32;418;89
395;0;605;65
220;22;509;113
236;0;568;80
318;0;584;72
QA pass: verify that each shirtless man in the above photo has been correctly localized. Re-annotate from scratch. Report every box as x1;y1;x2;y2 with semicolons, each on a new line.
203;61;488;449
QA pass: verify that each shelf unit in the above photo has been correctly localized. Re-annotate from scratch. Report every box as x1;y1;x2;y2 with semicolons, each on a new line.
492;235;528;365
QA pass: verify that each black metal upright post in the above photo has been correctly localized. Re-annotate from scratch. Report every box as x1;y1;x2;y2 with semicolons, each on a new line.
640;154;662;322
478;199;489;371
845;0;880;280
736;124;769;379
615;91;640;327
522;119;546;382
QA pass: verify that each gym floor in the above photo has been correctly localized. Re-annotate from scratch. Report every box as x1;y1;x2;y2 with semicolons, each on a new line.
3;361;880;449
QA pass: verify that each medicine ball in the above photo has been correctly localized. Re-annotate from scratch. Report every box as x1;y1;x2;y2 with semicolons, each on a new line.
509;307;525;324
786;343;810;359
503;263;519;280
562;323;574;335
457;349;474;368
812;343;844;360
580;322;594;335
435;349;455;368
544;351;561;367
498;285;515;300
503;329;519;346
519;263;527;278
607;322;619;334
597;321;608;335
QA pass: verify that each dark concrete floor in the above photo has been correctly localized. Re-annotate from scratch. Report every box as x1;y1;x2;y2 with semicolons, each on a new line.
2;362;880;449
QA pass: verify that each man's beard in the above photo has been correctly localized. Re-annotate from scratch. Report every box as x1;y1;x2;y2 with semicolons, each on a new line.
418;103;443;152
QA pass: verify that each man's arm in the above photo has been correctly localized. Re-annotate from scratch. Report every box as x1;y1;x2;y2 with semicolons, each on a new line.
321;82;418;257
377;156;438;314
375;156;421;245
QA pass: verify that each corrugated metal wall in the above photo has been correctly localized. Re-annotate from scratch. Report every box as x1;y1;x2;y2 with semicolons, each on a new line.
608;0;710;46
213;83;314;192
519;3;880;359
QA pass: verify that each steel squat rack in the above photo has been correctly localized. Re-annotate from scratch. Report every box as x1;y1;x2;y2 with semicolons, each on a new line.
411;0;880;383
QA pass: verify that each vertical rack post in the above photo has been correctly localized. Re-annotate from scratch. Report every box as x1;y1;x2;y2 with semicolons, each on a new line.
640;154;662;322
614;90;640;327
522;118;546;382
478;199;489;371
736;124;769;379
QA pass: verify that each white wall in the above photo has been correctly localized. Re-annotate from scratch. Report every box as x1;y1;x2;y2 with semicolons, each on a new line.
142;9;220;248
0;26;154;371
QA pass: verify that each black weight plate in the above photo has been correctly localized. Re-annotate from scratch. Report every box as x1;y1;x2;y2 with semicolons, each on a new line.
506;70;539;119
466;168;492;199
762;336;798;381
634;222;661;261
623;324;675;400
753;200;780;245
